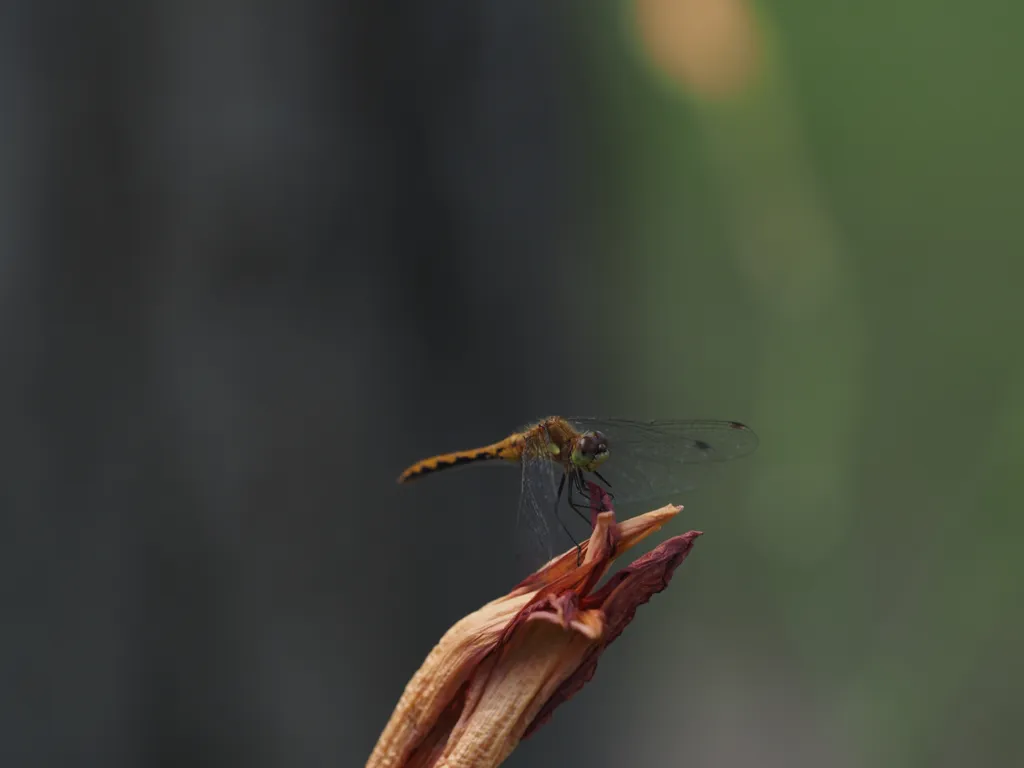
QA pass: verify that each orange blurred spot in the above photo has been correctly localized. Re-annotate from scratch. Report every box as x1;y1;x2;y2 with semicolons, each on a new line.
632;0;761;97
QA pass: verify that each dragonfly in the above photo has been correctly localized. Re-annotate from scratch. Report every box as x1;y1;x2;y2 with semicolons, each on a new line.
398;416;759;563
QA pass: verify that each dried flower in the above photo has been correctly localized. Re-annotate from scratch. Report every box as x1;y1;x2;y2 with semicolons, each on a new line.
366;495;702;768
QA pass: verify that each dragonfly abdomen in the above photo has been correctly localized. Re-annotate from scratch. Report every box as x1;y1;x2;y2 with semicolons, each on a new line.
397;439;522;483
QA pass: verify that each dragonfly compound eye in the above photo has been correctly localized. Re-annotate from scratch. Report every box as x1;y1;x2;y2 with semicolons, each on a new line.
579;431;609;458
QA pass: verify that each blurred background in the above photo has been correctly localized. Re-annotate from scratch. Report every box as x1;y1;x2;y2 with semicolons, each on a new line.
2;1;1022;766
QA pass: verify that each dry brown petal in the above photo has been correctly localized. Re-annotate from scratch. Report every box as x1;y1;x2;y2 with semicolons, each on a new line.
366;504;697;768
522;530;703;738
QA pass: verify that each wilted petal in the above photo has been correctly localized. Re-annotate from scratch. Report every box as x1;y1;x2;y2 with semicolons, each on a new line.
366;505;694;768
523;530;703;739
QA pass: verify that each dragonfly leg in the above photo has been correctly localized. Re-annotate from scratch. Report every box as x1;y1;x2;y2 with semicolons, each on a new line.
575;472;613;524
553;472;583;565
593;473;614;501
565;471;594;526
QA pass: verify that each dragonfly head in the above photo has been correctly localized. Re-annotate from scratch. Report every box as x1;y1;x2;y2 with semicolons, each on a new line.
571;430;610;471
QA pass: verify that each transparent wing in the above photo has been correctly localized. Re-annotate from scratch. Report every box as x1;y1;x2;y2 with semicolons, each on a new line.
565;418;759;507
514;452;564;567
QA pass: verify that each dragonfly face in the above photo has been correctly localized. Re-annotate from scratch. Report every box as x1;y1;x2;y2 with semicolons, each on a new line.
570;430;610;472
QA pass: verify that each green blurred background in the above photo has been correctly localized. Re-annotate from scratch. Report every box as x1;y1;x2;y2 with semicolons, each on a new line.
564;2;1024;766
2;1;1021;766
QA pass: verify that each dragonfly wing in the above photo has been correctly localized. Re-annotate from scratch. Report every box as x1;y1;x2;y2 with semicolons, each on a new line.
566;418;759;507
514;453;564;565
568;418;759;461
